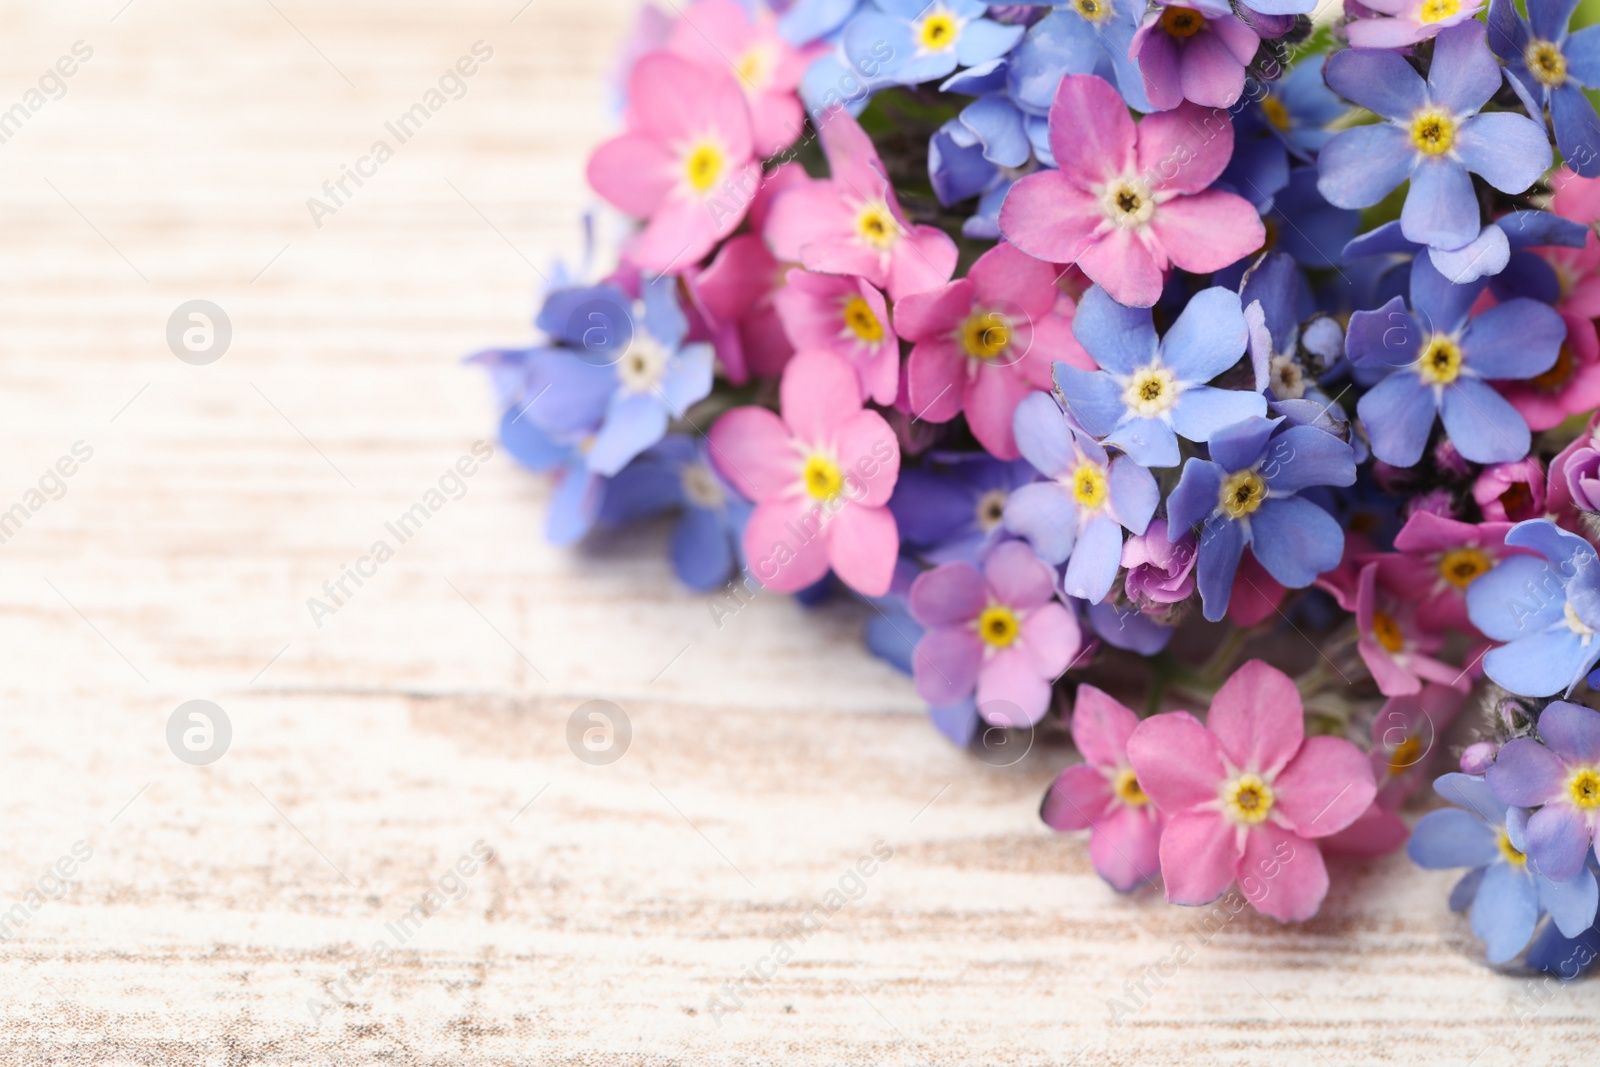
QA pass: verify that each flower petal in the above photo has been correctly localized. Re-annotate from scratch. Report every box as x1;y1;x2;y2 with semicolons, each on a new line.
1157;809;1242;906
1207;658;1305;778
1274;735;1377;837
1241;825;1327;922
1128;710;1227;812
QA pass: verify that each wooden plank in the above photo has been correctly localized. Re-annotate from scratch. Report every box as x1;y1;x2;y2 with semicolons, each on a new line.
0;1;1591;1062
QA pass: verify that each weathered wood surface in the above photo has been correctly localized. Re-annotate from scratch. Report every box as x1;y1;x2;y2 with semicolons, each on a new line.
0;2;1592;1063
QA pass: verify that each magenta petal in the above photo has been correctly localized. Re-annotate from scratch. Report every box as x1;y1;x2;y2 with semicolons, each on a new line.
964;363;1032;459
976;647;1053;725
586;133;675;217
909;562;985;627
1240;824;1328;922
1091;805;1164;893
1048;74;1136;188
707;406;798;501
906;339;967;424
1148;191;1265;274
1206;659;1305;778
825;501;897;597
780;350;861;443
998;170;1106;266
970;241;1059;318
1041;764;1113;831
1177;30;1248;109
1018;602;1081;680
743;497;830;592
632;52;752;159
894;279;972;341
632;187;738;272
832;408;900;507
1072;685;1142;769
763;181;848;261
913;625;982;705
1076;226;1166;308
888;225;959;302
1274;736;1377;838
985;540;1057;609
1158;809;1241;906
1127;711;1227;811
1139;102;1235;195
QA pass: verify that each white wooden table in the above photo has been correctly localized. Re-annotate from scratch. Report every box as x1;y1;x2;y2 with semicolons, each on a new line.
0;1;1591;1062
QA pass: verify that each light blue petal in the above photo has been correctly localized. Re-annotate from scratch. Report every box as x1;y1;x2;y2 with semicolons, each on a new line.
1402;160;1481;252
1196;515;1247;622
1466;553;1567;642
1062;514;1123;603
955;18;1025;67
1463;298;1565;381
1054;364;1125;437
1439;378;1531;465
660;342;715;413
1539;866;1600;938
1323;46;1429;121
1552;82;1600;179
1428;226;1511;285
1003;482;1079;564
1318;124;1415;210
1088;600;1173;654
1428;20;1509;115
1483;628;1596;698
1356;371;1436;468
1169;386;1268;444
1435;772;1505;822
1207;414;1279;473
1471;860;1540;964
1167;458;1224;533
1457;111;1555;195
588;392;669;476
1567;23;1600;86
1160;287;1250;384
1260;425;1357;493
1105;417;1181;468
1247;496;1345;589
1012;391;1076;477
1408;808;1501;869
1071;285;1159;375
1106;454;1158;535
959;94;1030;168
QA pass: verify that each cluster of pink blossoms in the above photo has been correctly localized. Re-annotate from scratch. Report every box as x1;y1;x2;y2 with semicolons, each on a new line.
476;0;1600;958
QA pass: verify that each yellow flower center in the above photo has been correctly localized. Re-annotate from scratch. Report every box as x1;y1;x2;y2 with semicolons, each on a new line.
977;604;1020;648
1113;767;1149;806
1497;829;1527;867
681;464;725;509
1388;734;1423;777
1438;547;1492;589
1102;177;1154;228
1410;109;1457;156
735;45;773;90
1570;767;1600;808
802;454;843;500
1123;365;1178;416
684;142;724;194
1419;0;1459;21
1071;462;1109;511
1074;0;1114;20
617;335;670;393
856;203;899;251
1223;774;1275;824
975;488;1008;532
1418;334;1463;385
1567;601;1596;637
841;295;884;344
1219;469;1266;519
1526;40;1569;87
1533;342;1575;391
960;310;1010;359
1161;6;1204;36
1372;610;1405;654
1261;95;1292;134
918;11;959;51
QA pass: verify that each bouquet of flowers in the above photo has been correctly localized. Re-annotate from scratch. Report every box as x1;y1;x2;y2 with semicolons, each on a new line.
473;0;1600;973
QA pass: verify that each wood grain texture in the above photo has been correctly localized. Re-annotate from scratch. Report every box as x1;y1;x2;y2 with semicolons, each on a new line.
0;2;1593;1063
